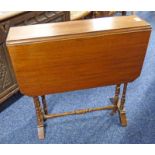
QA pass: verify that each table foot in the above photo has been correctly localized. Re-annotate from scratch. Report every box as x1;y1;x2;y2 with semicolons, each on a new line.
119;110;127;127
38;126;45;140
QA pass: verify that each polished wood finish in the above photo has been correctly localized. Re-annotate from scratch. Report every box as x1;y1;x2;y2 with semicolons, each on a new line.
7;16;151;96
6;16;151;139
7;15;150;44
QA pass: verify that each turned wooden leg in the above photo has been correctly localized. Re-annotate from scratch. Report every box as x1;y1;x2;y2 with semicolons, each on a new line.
111;84;121;115
118;83;128;127
41;95;48;115
33;96;45;139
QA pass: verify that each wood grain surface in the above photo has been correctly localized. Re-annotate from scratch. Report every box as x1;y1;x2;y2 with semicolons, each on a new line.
7;15;150;44
6;16;151;96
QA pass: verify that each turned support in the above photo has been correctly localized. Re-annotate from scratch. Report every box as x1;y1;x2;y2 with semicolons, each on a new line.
32;83;128;139
111;84;121;114
41;95;48;115
120;83;128;111
118;83;128;126
44;105;114;119
33;96;45;139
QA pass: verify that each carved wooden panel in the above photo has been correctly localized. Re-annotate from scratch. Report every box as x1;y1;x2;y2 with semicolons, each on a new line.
10;11;70;26
0;44;12;90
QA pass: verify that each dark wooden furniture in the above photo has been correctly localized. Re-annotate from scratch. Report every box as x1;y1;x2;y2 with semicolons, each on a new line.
6;16;151;139
0;11;70;104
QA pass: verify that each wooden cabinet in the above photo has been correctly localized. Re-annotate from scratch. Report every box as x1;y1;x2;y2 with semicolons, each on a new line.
0;11;70;104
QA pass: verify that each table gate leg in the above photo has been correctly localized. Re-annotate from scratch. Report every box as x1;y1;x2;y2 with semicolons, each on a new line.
41;95;48;115
118;83;128;126
111;84;121;115
33;96;45;139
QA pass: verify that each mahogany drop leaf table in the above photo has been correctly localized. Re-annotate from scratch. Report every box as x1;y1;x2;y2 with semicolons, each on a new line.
6;15;151;139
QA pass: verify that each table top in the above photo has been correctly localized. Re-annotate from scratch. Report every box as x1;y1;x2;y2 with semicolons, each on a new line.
7;15;151;96
7;15;151;45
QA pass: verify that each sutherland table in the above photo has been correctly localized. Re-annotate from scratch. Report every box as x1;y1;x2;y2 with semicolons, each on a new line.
6;15;151;139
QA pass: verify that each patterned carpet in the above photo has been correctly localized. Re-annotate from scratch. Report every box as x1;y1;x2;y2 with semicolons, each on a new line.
0;11;155;144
